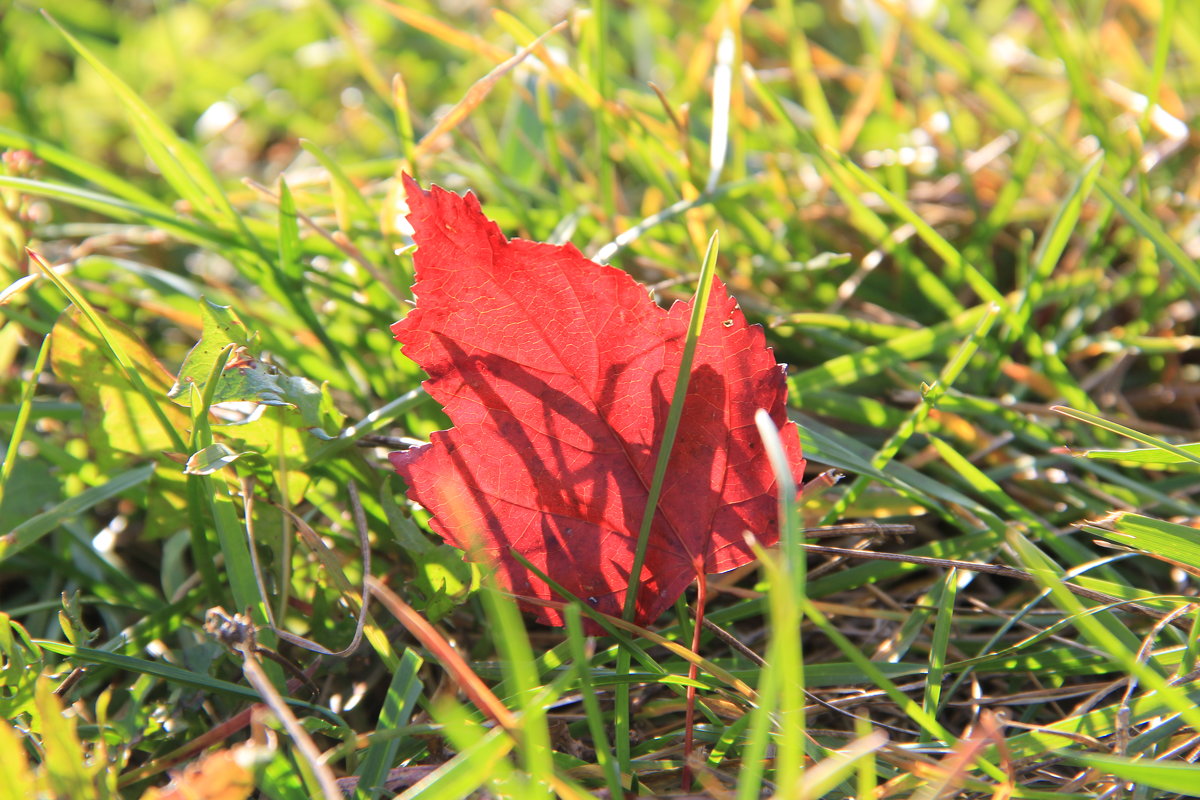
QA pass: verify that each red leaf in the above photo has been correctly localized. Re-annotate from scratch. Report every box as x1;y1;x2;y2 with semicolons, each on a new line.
390;176;805;627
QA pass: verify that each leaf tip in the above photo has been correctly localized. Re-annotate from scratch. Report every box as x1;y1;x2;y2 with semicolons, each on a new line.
400;170;421;195
1086;510;1124;528
389;445;427;476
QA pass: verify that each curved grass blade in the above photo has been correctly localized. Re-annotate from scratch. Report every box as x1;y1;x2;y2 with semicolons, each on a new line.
0;463;154;563
0;177;241;252
0;334;50;493
0;126;171;212
1054;406;1200;467
44;12;245;233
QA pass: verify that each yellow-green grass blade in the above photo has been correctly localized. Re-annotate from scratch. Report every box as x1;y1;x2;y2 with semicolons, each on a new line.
0;126;171;213
618;231;719;770
45;13;247;235
354;649;426;800
476;584;555;800
926;435;1105;572
819;303;998;526
1084;512;1200;575
1008;531;1200;732
1002;683;1200;762
0;176;242;255
789;301;992;393
798;731;888;800
834;151;1095;414
0;463;154;563
298;140;378;233
1064;752;1200;795
753;410;806;793
1055;406;1200;468
920;568;958;734
274;179;343;370
742;66;963;319
563;605;623;799
397;722;514;800
34;640;341;720
832;150;1006;310
1021;155;1103;325
0;333;50;492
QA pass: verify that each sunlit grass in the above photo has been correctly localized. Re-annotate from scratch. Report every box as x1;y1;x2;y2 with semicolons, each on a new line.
4;0;1200;797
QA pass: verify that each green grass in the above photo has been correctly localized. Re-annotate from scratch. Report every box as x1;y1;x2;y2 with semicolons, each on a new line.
4;0;1200;797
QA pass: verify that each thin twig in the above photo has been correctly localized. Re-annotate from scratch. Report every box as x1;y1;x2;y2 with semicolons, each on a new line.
413;20;569;159
802;522;917;538
248;480;371;658
205;608;341;800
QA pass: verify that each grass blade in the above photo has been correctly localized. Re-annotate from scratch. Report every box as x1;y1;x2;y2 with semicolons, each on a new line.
0;333;50;493
1;463;154;562
1054;406;1200;467
354;649;425;800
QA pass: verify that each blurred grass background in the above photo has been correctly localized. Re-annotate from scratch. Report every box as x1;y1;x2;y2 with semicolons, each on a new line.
5;0;1200;797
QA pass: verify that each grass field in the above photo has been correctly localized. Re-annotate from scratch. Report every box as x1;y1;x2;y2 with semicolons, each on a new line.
4;0;1200;797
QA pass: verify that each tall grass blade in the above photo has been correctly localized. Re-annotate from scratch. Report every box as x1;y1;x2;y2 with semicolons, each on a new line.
354;649;425;800
616;231;719;772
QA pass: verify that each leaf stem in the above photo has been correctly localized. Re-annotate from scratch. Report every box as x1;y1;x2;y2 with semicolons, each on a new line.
681;575;708;790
